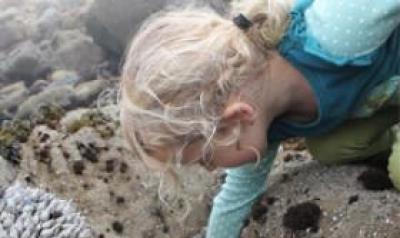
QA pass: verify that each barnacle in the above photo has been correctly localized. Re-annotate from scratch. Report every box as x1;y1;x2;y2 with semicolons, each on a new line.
0;183;93;237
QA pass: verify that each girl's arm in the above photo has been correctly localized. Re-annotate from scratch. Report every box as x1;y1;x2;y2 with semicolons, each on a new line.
305;0;400;61
206;143;279;238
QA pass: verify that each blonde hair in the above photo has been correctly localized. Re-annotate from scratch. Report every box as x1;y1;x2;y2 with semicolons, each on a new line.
119;0;293;184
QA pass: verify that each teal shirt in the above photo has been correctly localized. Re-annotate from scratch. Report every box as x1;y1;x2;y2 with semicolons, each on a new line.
206;1;400;237
269;0;400;141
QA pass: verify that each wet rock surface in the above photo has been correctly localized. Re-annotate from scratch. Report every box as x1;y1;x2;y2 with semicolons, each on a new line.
13;106;216;238
241;141;400;238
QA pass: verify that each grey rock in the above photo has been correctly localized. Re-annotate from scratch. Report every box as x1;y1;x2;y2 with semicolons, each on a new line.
0;21;24;51
86;0;228;60
0;157;18;188
85;0;165;58
0;82;29;114
34;0;60;14
0;0;25;10
52;30;103;78
74;79;109;105
0;8;18;22
29;79;49;95
16;86;77;119
59;108;90;132
57;0;83;9
4;41;50;85
46;70;81;90
36;8;62;39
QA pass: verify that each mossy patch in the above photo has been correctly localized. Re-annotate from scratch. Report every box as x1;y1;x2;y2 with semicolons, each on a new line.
0;104;65;164
67;111;115;138
32;104;65;129
0;120;32;164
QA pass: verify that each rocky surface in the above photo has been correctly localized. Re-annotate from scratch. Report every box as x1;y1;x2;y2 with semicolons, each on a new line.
2;105;400;238
1;0;400;238
0;0;101;86
85;0;230;60
12;107;216;238
241;148;400;238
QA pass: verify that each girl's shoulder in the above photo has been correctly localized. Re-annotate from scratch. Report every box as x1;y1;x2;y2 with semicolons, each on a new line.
282;0;400;66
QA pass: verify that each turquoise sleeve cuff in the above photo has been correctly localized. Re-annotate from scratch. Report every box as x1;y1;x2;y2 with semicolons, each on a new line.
206;143;279;238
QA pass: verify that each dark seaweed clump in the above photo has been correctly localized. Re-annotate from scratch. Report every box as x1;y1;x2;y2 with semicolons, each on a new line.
112;221;124;234
282;202;322;232
357;168;394;191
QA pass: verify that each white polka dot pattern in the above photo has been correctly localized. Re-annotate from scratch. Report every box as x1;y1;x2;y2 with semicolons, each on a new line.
305;0;400;57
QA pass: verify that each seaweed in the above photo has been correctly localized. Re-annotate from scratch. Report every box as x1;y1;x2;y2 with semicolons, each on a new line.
282;201;322;232
357;168;394;191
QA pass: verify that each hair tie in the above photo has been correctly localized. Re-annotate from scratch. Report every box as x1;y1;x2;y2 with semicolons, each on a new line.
233;13;253;30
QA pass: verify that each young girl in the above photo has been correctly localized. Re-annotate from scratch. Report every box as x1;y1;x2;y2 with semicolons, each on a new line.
119;0;400;237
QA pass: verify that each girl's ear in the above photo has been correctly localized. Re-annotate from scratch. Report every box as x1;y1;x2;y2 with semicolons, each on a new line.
222;102;256;125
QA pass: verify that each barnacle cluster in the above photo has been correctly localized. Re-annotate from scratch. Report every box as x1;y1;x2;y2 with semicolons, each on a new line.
0;183;93;238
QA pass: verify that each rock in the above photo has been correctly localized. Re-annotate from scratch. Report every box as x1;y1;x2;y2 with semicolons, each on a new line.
85;0;229;59
29;79;49;95
0;82;29;114
0;0;25;10
34;0;61;14
47;70;81;89
0;156;17;188
75;79;109;105
4;41;50;85
0;7;19;23
85;0;165;59
52;30;104;78
59;108;91;132
36;8;63;39
16;85;77;119
0;20;24;51
57;0;83;9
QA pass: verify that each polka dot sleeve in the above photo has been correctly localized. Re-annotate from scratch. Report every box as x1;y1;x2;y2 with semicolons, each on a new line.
304;0;400;65
206;143;279;238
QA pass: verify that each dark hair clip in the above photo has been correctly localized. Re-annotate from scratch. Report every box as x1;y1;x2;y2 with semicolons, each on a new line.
233;13;253;30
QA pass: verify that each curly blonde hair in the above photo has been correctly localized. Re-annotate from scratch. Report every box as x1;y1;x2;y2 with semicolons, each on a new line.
119;0;293;180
